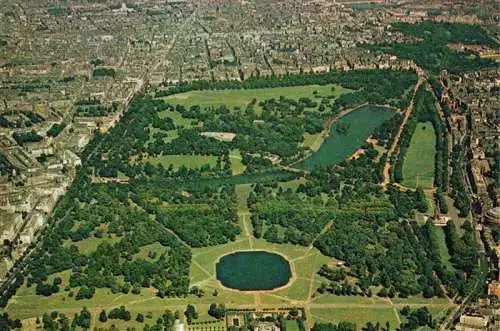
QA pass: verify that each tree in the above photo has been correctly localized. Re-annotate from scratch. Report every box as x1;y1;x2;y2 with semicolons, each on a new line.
184;304;198;324
74;307;92;329
99;310;108;323
289;306;299;317
208;303;226;319
136;313;144;323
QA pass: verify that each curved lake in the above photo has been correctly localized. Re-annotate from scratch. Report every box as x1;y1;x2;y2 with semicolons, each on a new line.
297;105;395;170
216;251;292;291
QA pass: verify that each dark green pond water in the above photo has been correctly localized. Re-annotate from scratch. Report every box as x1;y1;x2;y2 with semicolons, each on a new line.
297;105;395;170
216;251;292;291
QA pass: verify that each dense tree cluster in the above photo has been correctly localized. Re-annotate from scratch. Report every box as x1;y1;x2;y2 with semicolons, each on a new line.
372;113;404;148
387;185;428;218
75;102;117;117
46;122;66;137
315;212;445;297
184;304;198;324
156;203;240;247
249;186;333;245
317;265;365;296
297;147;387;201
0;110;43;129
208;303;226;319
108;306;132;321
364;22;497;74
0;313;22;330
419;218;482;298
12;130;43;145
450;143;470;217
129;179;241;247
21;181;192;299
399;306;435;330
92;67;116;78
391;21;497;48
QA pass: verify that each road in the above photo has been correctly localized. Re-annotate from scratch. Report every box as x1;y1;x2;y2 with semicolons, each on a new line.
381;77;423;189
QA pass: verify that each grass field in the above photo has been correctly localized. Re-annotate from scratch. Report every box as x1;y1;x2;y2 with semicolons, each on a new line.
229;150;246;175
302;132;325;151
310;307;400;328
285;319;301;331
278;177;307;191
162;84;346;114
435;227;454;273
402;122;436;189
158;109;197;127
63;235;117;255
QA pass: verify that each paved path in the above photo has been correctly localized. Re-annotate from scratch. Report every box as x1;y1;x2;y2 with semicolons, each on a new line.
381;78;423;189
238;212;253;249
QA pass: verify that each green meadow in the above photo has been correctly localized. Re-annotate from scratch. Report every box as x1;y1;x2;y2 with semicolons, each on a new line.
402;122;436;189
162;84;346;113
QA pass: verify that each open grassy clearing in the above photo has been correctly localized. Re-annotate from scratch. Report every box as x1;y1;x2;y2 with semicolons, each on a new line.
402;122;436;189
444;196;471;231
8;272;253;325
285;319;301;331
392;296;452;305
425;190;436;216
132;242;168;261
272;278;310;301
235;184;252;212
312;294;385;305
278;177;307;191
63;235;117;255
435;227;454;273
302;132;325;151
310;307;400;329
162;84;346;114
158;109;197;127
229;150;246;175
144;154;218;169
148;126;179;144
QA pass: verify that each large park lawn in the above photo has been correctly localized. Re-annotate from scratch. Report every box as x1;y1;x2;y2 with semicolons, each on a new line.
162;84;346;113
402;122;436;189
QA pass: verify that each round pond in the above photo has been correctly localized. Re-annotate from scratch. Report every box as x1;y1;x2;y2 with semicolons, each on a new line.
215;250;292;291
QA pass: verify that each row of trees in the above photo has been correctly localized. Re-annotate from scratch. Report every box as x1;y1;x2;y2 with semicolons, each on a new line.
46;122;66;137
450;143;470;216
